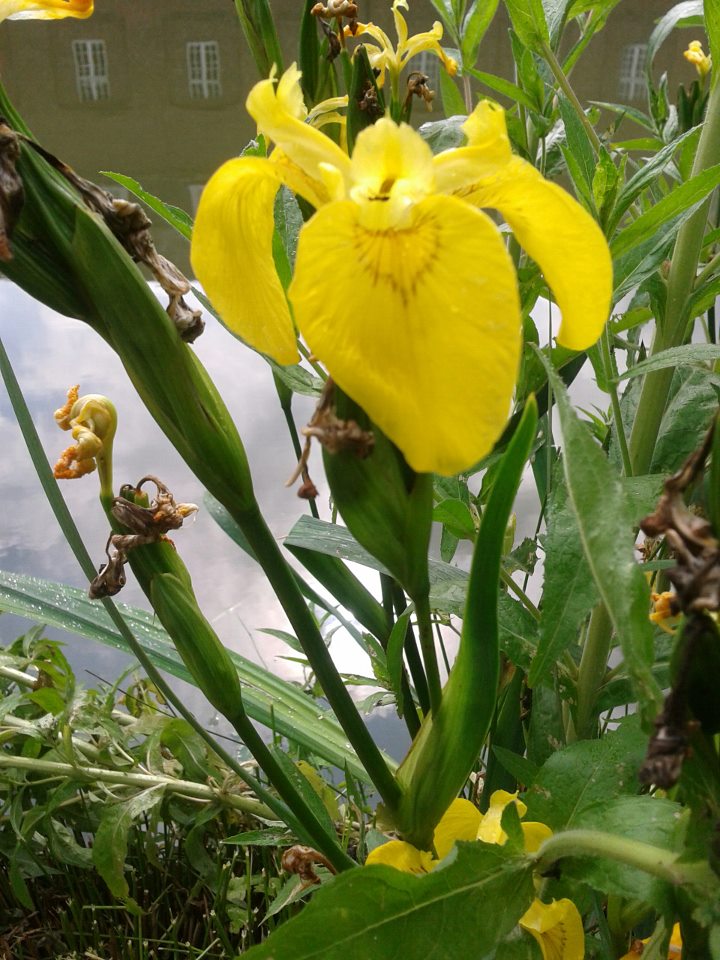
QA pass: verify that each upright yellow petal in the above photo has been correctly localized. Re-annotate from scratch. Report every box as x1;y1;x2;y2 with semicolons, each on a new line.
191;157;299;364
3;0;92;18
247;65;351;196
365;839;434;873
433;798;483;860
521;821;553;853
520;899;585;960
289;193;521;476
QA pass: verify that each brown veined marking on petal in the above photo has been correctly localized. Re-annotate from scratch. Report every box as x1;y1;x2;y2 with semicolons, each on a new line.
352;209;441;310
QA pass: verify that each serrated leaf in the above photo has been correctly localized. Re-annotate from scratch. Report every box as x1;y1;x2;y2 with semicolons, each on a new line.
539;354;663;723
101;171;193;240
652;369;720;474
93;785;164;904
618;344;720;381
243;842;534;960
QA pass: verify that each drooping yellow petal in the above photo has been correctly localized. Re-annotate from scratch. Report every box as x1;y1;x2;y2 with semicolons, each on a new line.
436;100;611;352
520;899;585;960
521;821;553;853
400;21;457;77
191;157;299;364
246;64;351;197
289;193;521;476
433;798;483;860
365;839;434;873
2;0;92;19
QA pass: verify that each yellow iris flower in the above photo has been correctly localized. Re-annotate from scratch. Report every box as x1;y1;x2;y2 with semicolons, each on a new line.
365;791;585;960
347;0;458;88
684;40;711;79
0;0;92;20
191;65;612;476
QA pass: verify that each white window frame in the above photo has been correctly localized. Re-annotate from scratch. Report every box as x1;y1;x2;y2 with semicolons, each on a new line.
187;41;222;100
618;43;648;101
72;39;110;102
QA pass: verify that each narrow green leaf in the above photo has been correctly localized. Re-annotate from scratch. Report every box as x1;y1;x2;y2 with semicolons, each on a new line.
647;1;703;73
243;843;534;960
100;171;193;240
299;0;322;102
610;164;720;259
465;67;538;111
538;354;663;723
612;207;700;302
492;745;540;787
386;607;414;718
396;399;538;848
0;572;384;780
590;100;655;132
617;343;720;381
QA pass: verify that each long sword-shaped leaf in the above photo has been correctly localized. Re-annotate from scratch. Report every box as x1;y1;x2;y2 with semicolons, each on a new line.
0;571;386;781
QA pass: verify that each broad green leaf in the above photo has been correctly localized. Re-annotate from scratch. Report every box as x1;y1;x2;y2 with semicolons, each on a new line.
438;67;467;117
612;209;692;302
611;165;720;259
93;785;165;906
504;0;550;48
419;115;467;153
243;842;535;960
647;1;704;73
618;344;720;381
561;796;681;907
492;745;540;787
652;369;720;474
101;171;193;240
539;355;663;722
529;471;597;688
541;0;566;45
433;499;476;540
524;716;648;828
0;571;385;781
461;0;500;64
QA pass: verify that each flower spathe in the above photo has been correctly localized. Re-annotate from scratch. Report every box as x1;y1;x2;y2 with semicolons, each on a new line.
0;0;92;20
365;792;584;960
191;65;612;476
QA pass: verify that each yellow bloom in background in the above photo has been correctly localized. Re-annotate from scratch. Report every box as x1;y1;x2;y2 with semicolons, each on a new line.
619;922;682;958
348;0;458;88
0;0;92;21
684;40;711;79
365;792;584;960
191;65;612;476
650;590;681;634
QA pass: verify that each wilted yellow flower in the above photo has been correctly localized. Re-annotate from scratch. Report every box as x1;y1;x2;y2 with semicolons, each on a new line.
650;590;681;634
684;40;711;78
53;385;116;498
191;65;611;475
1;0;92;21
366;792;583;960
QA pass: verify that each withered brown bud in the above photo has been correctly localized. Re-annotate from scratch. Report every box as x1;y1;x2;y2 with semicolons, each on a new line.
0;121;24;262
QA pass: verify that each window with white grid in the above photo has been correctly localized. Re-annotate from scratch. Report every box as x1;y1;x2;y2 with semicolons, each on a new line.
618;43;647;101
187;41;222;100
72;39;110;102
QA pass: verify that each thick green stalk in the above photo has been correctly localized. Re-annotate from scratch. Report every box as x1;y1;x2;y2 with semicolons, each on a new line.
630;79;720;475
535;829;710;887
415;593;443;715
572;603;613;740
237;503;403;813
541;40;602;154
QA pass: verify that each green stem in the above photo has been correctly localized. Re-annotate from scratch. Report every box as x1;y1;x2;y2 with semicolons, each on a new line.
535;829;707;886
601;326;633;477
414;593;443;714
237;504;403;812
500;568;541;620
0;754;274;820
694;247;720;287
573;603;612;740
629;78;720;475
392;583;431;716
541;40;602;154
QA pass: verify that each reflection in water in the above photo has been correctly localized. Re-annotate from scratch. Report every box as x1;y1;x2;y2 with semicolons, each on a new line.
0;0;695;732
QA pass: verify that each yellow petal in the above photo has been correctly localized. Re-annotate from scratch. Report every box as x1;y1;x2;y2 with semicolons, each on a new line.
436;100;611;351
365;839;434;874
477;790;528;845
3;0;92;18
247;64;351;196
520;899;585;960
521;821;553;853
433;798;483;861
668;923;682;957
191;157;299;364
289;193;521;476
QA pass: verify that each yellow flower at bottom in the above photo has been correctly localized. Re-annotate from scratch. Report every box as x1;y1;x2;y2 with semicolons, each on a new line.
0;0;92;20
365;794;583;960
192;66;612;476
619;923;682;958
